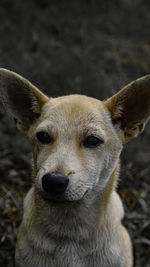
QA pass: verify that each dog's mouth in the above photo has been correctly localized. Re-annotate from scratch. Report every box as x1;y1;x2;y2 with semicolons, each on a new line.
42;193;75;204
40;189;88;204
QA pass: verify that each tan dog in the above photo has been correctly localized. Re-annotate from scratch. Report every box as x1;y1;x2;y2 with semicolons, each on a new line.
0;69;150;267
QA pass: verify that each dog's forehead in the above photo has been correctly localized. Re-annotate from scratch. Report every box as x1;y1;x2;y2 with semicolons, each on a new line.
42;94;109;126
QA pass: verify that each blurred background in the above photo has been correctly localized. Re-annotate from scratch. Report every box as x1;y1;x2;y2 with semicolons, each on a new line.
0;0;150;266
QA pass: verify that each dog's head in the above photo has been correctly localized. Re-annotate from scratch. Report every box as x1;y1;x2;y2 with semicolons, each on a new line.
0;69;150;203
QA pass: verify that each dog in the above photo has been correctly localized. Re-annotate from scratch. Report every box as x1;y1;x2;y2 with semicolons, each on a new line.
0;69;150;267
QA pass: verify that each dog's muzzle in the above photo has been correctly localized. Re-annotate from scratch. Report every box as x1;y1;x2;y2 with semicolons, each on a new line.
41;172;69;202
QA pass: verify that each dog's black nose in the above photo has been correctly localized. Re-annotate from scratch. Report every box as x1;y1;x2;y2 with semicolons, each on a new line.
42;173;69;196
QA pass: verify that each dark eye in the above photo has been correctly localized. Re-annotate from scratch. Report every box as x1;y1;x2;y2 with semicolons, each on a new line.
83;136;103;148
36;131;52;144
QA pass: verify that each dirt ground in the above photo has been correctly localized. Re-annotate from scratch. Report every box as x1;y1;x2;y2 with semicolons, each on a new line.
0;0;150;266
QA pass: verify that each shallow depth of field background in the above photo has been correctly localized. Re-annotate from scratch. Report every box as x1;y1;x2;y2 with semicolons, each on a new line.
0;1;150;266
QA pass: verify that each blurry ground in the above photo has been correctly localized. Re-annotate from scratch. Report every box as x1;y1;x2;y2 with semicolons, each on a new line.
0;0;150;266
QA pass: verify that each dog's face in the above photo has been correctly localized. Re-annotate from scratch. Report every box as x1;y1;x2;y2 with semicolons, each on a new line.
28;95;122;202
0;69;150;203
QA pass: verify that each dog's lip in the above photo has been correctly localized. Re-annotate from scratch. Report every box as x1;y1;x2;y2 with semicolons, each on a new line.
43;195;79;205
40;190;88;204
40;191;77;204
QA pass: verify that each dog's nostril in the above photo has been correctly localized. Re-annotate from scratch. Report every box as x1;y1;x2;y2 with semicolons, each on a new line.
42;173;69;196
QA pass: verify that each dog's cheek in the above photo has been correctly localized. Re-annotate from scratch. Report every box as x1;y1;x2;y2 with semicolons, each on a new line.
33;144;50;173
86;148;105;181
84;144;119;191
31;143;41;174
97;146;121;188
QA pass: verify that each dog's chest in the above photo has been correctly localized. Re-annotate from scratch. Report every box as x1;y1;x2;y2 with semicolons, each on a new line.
16;190;126;267
28;239;123;267
49;245;121;267
16;219;125;267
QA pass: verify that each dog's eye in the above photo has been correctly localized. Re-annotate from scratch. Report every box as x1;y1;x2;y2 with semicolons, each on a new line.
36;131;52;144
83;136;103;148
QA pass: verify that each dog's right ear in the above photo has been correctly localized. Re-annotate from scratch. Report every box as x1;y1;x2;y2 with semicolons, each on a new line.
0;69;49;132
104;75;150;143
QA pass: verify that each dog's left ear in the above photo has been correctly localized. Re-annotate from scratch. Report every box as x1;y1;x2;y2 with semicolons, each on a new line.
104;75;150;143
0;69;49;132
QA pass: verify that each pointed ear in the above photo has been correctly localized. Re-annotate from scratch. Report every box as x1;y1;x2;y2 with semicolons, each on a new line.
0;69;49;132
104;75;150;143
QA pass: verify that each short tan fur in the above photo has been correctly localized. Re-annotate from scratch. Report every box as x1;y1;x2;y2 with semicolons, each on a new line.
0;69;150;267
